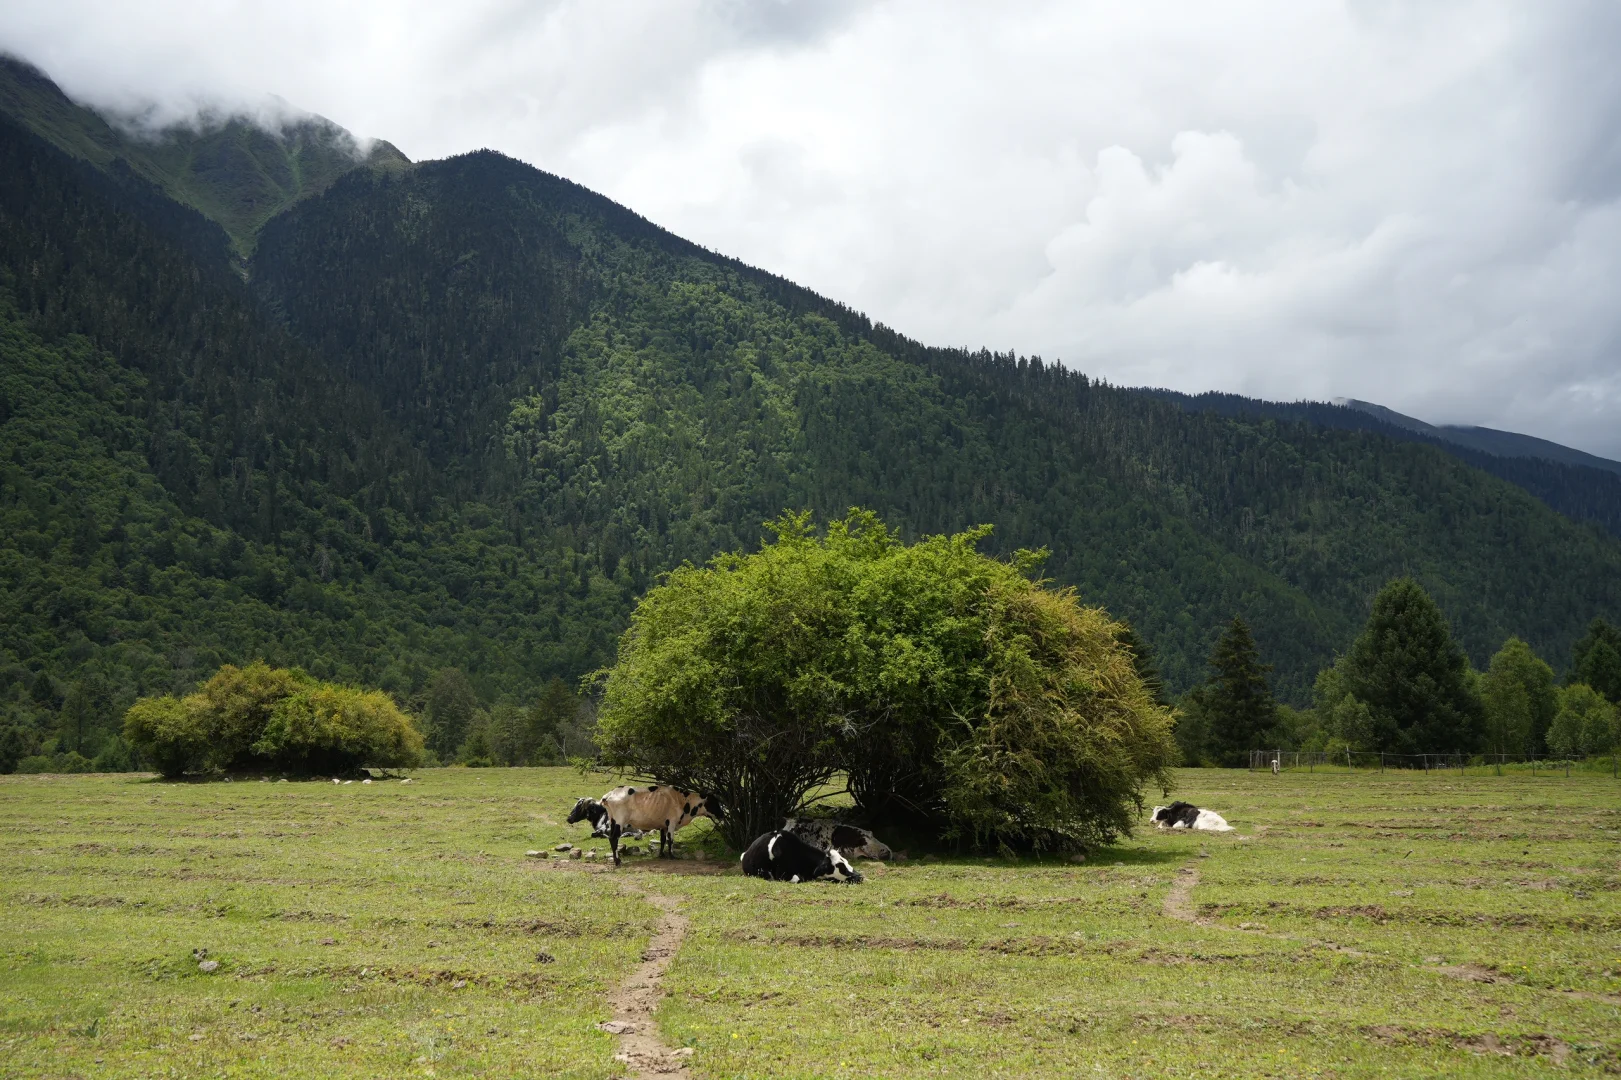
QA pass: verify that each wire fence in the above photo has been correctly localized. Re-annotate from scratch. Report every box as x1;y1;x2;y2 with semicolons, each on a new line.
1248;749;1619;777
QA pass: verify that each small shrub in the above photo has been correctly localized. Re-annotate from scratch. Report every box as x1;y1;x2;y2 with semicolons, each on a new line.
253;685;424;774
123;695;210;778
15;751;93;774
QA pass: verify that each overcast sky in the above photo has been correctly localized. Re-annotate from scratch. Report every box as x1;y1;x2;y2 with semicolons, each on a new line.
5;1;1620;457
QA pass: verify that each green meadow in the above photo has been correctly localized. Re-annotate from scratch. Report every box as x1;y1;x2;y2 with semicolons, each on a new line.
2;767;1617;1078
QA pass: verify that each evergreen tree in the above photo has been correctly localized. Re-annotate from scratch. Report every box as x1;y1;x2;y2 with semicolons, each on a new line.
422;668;478;760
1480;638;1558;756
526;677;577;763
1571;618;1621;704
1201;617;1277;766
1342;579;1484;754
1115;625;1169;707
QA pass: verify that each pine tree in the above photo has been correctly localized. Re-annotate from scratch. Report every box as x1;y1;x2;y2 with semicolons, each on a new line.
1202;617;1277;766
422;668;478;760
1343;579;1484;754
1571;618;1621;704
1115;625;1168;707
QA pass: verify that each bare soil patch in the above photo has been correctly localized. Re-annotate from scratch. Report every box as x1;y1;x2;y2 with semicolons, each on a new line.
603;883;693;1078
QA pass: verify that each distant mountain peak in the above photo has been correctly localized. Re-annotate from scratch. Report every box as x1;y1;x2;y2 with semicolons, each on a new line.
1333;398;1621;476
0;54;407;256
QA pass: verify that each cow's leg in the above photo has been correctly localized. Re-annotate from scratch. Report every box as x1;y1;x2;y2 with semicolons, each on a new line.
661;826;672;859
609;820;622;867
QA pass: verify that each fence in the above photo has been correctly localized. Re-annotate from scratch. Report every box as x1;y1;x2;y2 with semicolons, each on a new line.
1247;749;1618;777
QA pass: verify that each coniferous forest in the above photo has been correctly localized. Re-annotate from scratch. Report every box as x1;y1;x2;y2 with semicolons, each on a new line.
3;57;1621;770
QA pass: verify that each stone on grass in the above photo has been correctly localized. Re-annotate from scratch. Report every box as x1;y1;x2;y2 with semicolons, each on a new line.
198;959;219;973
569;849;582;860
555;843;573;852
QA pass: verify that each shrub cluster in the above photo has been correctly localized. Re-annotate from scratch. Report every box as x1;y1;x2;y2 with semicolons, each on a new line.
595;511;1176;852
124;662;423;777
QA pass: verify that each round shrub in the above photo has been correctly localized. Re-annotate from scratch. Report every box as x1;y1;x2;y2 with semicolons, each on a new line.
123;695;210;778
253;685;424;774
123;663;423;777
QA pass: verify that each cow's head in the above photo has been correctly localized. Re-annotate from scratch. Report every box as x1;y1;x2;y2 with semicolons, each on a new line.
567;798;596;825
816;848;863;884
691;792;724;822
828;823;892;860
1149;805;1169;825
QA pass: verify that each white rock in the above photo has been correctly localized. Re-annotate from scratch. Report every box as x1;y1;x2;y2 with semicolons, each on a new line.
198;959;219;973
362;778;372;784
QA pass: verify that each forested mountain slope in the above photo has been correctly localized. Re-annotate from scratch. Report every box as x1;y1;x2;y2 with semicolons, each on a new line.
1151;389;1621;539
2;67;1620;765
249;150;1621;696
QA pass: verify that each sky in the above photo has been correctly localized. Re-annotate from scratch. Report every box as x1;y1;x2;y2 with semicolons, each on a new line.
4;1;1620;458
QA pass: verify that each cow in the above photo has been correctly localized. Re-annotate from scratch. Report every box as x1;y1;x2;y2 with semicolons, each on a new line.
566;797;644;840
1150;801;1235;832
782;818;893;860
600;785;724;867
741;829;863;883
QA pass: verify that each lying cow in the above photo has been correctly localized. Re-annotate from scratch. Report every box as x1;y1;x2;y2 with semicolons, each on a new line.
741;830;863;883
782;818;892;860
566;797;644;840
601;785;723;866
1150;801;1235;832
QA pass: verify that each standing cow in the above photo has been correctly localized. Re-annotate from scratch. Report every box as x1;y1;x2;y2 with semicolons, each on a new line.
599;785;723;867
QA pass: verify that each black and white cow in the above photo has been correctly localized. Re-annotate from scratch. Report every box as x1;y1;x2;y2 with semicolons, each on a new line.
741;830;863;883
782;818;892;860
566;797;644;840
1150;801;1235;832
600;785;724;867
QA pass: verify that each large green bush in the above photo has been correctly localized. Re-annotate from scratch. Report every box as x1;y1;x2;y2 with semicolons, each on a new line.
595;511;1175;852
1546;684;1619;759
123;662;423;777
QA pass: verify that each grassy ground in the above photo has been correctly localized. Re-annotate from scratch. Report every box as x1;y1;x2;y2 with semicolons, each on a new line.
1;768;1617;1078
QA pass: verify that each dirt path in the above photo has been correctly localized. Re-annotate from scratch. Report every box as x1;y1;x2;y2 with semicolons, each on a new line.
601;881;693;1078
1163;865;1200;922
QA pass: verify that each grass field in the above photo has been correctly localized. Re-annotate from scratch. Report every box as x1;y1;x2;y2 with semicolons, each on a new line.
1;768;1617;1078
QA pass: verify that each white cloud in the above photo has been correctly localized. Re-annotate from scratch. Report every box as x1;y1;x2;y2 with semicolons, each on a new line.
4;0;1620;456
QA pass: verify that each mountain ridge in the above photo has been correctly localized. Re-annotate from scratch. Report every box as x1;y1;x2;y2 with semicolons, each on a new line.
0;55;408;258
1334;397;1621;476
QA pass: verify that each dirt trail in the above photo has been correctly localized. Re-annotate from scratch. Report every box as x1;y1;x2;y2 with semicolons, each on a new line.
602;880;693;1078
1163;866;1200;922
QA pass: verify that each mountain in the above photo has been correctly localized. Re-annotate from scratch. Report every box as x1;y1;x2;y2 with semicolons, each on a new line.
0;55;408;259
1;61;1619;767
1333;398;1621;477
1150;390;1621;539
